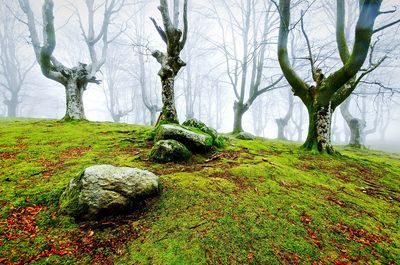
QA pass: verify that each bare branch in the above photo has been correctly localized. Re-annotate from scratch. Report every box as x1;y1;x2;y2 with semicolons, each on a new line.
150;17;167;43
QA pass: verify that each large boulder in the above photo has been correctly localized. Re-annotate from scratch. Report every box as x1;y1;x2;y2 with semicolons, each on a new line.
149;139;191;163
155;124;213;152
236;132;255;140
59;165;159;220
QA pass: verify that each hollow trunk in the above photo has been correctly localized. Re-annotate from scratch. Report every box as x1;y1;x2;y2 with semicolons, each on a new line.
63;79;86;121
302;103;335;154
348;118;366;148
233;102;247;134
276;118;287;140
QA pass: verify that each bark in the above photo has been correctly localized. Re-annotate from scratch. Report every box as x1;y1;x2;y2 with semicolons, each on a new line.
233;101;248;134
302;103;335;154
159;72;179;124
151;0;188;125
64;78;86;121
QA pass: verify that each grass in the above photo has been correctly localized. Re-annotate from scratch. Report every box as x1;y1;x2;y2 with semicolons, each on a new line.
0;118;399;264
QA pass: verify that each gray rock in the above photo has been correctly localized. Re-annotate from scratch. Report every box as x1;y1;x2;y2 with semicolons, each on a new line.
155;124;213;152
59;165;159;219
236;132;256;140
149;139;191;163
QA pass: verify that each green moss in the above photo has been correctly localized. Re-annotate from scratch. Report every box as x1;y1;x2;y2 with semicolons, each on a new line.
155;124;214;152
58;171;88;218
149;139;192;163
0;118;399;264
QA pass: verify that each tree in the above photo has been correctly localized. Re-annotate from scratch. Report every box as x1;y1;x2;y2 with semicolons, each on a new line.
0;3;34;117
150;0;188;125
333;0;398;148
211;0;283;133
102;46;133;122
276;89;294;140
18;0;124;120
277;0;383;154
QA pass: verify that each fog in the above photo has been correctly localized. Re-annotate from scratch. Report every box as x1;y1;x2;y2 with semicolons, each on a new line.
1;0;399;152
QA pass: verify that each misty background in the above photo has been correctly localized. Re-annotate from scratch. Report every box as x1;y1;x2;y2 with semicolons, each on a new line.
0;0;399;152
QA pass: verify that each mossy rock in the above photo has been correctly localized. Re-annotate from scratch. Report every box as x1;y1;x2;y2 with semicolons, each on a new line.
59;165;159;220
155;124;213;152
149;140;192;163
182;118;226;147
214;135;226;148
182;118;218;140
236;132;255;140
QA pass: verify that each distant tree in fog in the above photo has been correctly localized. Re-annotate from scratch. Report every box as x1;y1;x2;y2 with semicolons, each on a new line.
0;3;34;117
210;0;283;133
18;0;124;120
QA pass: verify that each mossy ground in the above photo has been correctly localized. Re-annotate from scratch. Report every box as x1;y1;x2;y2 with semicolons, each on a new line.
0;118;399;264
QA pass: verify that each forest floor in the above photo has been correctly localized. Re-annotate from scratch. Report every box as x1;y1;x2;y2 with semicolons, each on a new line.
0;118;399;265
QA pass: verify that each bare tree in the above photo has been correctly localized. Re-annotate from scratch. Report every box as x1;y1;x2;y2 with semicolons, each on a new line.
276;89;294;140
332;0;398;148
277;0;385;154
0;3;34;117
150;0;188;125
18;0;124;120
102;46;133;122
211;0;283;133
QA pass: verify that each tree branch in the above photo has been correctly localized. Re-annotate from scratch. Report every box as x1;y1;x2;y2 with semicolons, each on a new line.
277;0;309;102
150;17;167;43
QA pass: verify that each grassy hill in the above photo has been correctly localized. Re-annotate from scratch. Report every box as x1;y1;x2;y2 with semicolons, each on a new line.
0;118;399;264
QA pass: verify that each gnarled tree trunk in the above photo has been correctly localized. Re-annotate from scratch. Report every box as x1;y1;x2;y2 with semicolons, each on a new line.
303;103;334;154
151;0;188;125
159;69;179;124
63;78;87;121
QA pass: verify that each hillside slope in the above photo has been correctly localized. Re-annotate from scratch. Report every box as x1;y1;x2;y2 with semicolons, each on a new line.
0;119;399;264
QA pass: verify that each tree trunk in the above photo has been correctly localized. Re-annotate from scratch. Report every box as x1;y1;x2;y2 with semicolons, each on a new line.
158;75;179;124
348;118;366;147
149;105;159;126
276;119;287;140
63;79;86;121
340;97;366;148
6;93;18;117
186;111;194;120
302;103;335;154
233;101;247;134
